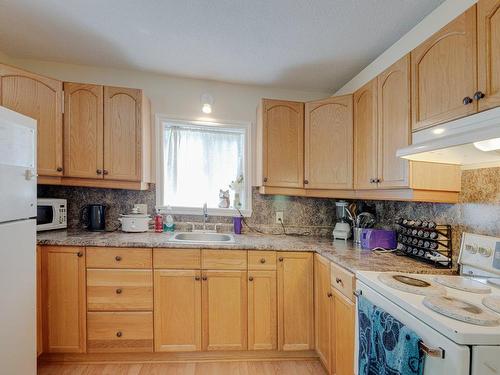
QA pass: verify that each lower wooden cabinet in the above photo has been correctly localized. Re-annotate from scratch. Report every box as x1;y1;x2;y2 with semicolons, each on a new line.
38;247;337;359
202;270;248;351
42;246;86;353
87;311;153;353
277;252;314;351
314;255;332;372
331;289;355;375
87;269;153;311
154;269;202;352
248;270;277;350
36;246;43;357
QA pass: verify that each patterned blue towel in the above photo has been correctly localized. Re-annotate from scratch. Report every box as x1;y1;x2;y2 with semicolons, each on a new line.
358;295;425;375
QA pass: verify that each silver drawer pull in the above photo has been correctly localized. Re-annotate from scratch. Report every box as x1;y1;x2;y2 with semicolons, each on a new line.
419;341;445;359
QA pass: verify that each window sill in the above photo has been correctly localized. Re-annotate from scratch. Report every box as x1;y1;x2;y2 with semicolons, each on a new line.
156;206;252;217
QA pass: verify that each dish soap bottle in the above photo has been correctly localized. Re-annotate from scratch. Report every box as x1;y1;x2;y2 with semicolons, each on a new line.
164;206;176;232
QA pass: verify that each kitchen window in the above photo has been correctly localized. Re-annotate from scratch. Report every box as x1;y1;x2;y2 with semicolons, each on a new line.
156;117;252;216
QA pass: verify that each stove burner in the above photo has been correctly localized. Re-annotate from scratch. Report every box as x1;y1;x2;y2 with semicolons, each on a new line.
423;295;500;326
434;276;492;294
483;296;500;314
393;275;431;287
378;273;446;296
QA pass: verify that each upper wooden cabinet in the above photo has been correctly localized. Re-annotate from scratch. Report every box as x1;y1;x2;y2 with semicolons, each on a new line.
305;95;353;189
353;79;378;190
104;86;150;182
257;99;304;188
0;63;152;189
411;6;477;130
42;246;86;353
64;83;104;179
477;0;500;111
0;64;63;176
277;252;314;351
377;55;411;189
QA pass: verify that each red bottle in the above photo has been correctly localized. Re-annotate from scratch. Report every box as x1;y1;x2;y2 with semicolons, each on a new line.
154;214;164;233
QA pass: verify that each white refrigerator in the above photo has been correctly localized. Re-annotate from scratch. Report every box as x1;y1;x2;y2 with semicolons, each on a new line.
0;106;37;374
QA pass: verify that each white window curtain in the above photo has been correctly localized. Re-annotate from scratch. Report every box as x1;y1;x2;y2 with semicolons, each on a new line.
163;123;245;209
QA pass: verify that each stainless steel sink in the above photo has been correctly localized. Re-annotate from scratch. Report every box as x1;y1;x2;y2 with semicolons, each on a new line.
169;232;235;243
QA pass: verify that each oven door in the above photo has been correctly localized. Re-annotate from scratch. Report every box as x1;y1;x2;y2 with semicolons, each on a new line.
356;281;470;375
36;205;56;231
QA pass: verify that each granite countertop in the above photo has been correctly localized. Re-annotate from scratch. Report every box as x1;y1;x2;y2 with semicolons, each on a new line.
37;230;457;275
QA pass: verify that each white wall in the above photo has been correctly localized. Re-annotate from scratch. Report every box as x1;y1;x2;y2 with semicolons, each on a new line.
0;55;329;123
335;0;477;95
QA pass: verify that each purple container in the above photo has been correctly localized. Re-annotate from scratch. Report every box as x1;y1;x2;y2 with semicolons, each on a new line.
233;216;243;234
360;229;396;250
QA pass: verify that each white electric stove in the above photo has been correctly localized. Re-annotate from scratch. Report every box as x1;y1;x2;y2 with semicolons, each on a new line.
356;233;500;375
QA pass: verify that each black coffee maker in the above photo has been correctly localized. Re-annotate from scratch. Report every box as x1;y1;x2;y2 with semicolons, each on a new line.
81;204;106;231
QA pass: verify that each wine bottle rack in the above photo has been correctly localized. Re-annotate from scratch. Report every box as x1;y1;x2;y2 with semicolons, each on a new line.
395;217;452;268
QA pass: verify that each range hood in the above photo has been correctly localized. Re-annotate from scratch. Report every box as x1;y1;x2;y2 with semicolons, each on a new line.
397;106;500;169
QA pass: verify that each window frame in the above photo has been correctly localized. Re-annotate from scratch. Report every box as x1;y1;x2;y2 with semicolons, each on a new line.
155;114;252;217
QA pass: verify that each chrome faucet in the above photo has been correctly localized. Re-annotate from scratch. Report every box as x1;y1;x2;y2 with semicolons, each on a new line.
202;203;208;231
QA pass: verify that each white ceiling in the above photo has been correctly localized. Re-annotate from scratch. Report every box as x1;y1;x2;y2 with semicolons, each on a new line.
0;0;444;91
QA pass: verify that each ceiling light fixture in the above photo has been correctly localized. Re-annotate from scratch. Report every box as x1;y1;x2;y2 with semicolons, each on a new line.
201;94;213;114
473;137;500;152
432;128;445;135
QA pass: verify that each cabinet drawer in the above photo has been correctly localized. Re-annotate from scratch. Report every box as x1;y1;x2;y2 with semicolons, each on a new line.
87;312;153;353
330;262;355;302
248;251;276;270
87;269;153;311
202;249;247;270
153;248;201;269
86;247;152;269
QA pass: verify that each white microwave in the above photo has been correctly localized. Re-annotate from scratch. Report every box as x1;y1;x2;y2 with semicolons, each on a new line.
37;198;67;231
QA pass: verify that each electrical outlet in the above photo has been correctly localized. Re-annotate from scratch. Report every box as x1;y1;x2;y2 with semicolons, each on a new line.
275;211;284;224
133;204;148;214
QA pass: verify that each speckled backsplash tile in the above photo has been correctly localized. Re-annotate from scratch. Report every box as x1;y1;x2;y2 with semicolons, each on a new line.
37;185;338;235
38;167;500;245
360;167;500;263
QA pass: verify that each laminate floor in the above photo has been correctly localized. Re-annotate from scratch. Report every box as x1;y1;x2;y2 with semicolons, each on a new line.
38;360;327;375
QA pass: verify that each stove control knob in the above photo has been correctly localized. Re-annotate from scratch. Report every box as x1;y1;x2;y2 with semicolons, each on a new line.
478;246;492;257
465;243;478;254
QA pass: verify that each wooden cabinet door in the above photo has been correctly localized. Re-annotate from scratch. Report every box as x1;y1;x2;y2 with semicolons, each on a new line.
202;270;247;351
0;64;63;176
277;252;314;351
36;246;43;356
332;289;355;375
353;79;378;190
154;270;202;352
377;55;411;189
314;255;331;372
248;270;277;350
262;99;304;188
411;7;477;130
305;95;353;189
42;246;86;353
478;0;500;111
63;83;104;179
103;86;142;181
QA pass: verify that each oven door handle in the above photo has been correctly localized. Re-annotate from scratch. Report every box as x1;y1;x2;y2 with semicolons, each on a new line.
419;341;445;359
